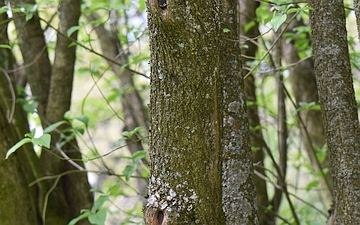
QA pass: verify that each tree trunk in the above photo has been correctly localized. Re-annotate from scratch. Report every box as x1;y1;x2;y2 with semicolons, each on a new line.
9;1;93;224
310;0;360;223
239;1;272;224
86;12;150;197
0;6;39;223
281;16;333;205
11;0;52;117
145;1;259;224
45;1;93;224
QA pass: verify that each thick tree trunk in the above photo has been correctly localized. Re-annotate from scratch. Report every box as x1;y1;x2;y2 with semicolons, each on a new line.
310;0;360;224
145;1;259;224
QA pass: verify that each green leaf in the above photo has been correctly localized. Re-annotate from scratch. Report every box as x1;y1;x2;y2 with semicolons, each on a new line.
0;44;11;49
123;164;137;181
297;102;321;111
64;110;72;120
43;121;68;134
5;138;32;159
122;127;142;139
31;134;51;148
0;5;9;14
92;195;109;212
89;209;107;225
244;21;256;33
68;210;91;225
107;183;123;196
115;138;126;146
90;188;105;194
251;146;260;152
75;115;89;128
271;13;287;32
18;98;38;113
25;13;34;21
256;4;272;24
305;180;319;192
67;26;80;37
223;28;230;33
132;150;147;162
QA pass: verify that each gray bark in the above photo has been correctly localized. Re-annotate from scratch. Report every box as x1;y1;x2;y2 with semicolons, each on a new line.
310;0;360;224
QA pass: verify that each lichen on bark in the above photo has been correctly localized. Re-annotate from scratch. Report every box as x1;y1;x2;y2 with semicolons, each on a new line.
145;0;259;224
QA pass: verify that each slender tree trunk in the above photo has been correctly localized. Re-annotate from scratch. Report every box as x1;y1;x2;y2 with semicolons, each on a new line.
11;0;52;117
86;12;150;197
10;1;93;224
45;1;93;224
310;0;360;223
239;1;272;224
145;1;259;224
281;16;333;205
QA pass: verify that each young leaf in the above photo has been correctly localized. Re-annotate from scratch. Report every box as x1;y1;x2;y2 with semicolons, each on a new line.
271;13;287;32
122;127;142;139
43;120;68;133
305;180;319;192
132;150;147;162
89;209;107;225
92;195;109;212
123;164;137;181
75;115;89;128
67;26;80;37
68;210;91;225
0;5;9;14
223;28;230;33
31;134;51;148
0;44;11;49
5;138;32;159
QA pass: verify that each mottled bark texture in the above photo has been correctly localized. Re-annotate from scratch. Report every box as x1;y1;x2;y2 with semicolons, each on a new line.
310;0;360;224
281;16;333;204
239;1;272;224
145;0;259;224
86;12;149;197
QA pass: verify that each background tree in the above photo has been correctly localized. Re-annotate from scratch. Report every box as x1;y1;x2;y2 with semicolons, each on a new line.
1;0;93;224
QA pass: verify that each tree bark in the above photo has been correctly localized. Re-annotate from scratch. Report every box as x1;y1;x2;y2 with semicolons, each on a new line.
310;0;360;224
0;6;40;223
145;1;259;224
